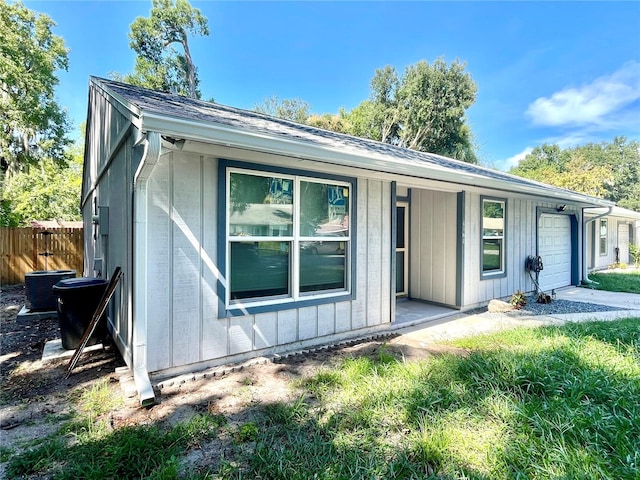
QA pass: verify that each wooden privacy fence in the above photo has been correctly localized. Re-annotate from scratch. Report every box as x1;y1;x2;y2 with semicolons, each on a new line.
0;227;84;285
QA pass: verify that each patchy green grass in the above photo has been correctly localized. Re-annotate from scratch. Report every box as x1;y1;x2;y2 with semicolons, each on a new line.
223;319;640;479
5;319;640;479
588;270;640;293
5;393;226;480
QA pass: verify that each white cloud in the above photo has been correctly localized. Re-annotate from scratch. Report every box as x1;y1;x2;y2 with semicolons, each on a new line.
526;61;640;127
540;133;590;149
498;146;533;170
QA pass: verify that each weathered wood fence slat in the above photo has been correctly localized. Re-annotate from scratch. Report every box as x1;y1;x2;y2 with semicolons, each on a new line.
0;227;84;285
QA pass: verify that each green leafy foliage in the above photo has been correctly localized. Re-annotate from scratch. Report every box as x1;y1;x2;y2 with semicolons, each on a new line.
1;144;82;226
118;0;209;99
630;244;640;267
306;110;353;134
510;137;640;209
233;422;259;444
341;58;479;163
509;290;527;309
262;58;479;164
0;0;71;175
254;95;311;124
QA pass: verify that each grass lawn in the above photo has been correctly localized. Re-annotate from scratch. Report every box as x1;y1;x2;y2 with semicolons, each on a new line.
6;319;640;479
588;269;640;293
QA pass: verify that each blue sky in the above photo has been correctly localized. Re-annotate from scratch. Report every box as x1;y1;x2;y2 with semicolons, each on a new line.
23;1;640;170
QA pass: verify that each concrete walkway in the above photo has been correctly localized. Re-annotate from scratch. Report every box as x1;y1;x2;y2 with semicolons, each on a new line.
391;287;640;349
556;286;640;310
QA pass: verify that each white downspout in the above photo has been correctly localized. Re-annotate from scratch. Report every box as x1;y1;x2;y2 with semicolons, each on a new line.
132;131;161;406
582;206;613;284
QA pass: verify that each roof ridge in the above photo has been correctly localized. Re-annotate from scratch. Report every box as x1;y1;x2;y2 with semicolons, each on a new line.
89;76;613;206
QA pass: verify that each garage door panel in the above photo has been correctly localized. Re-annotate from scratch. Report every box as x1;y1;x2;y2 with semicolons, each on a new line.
538;214;571;291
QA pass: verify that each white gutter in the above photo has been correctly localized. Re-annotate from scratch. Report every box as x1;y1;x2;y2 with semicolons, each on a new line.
131;131;161;406
582;206;614;281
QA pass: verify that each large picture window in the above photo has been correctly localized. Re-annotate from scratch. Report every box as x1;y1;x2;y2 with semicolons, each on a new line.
599;219;608;255
481;198;506;277
227;168;351;306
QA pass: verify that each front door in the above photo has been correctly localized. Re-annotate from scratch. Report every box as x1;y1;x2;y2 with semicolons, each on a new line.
396;202;409;297
618;223;630;263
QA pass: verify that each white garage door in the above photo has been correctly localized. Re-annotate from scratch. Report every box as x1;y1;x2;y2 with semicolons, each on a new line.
538;214;571;291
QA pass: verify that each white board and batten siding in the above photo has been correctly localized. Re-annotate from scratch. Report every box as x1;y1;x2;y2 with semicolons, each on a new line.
145;152;392;374
409;189;457;306
588;216;635;270
463;194;580;307
83;90;138;366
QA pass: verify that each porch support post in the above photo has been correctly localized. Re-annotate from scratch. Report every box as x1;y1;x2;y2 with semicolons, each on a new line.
456;191;465;308
390;181;397;323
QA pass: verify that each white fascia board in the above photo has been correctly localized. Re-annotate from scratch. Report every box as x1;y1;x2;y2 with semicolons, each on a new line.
140;112;614;207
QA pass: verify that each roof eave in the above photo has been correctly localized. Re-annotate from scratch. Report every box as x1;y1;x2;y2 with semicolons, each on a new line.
139;110;613;208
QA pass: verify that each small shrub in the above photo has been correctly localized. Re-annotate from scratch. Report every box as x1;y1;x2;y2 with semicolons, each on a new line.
509;290;527;309
630;244;639;266
608;262;628;270
536;292;552;304
234;422;259;443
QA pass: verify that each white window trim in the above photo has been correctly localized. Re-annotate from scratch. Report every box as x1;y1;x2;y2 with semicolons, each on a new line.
226;167;352;308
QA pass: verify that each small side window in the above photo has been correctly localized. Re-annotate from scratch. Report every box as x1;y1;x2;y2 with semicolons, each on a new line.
599;219;608;255
481;198;506;277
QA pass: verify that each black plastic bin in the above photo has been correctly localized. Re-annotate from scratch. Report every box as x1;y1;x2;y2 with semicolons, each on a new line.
53;277;109;350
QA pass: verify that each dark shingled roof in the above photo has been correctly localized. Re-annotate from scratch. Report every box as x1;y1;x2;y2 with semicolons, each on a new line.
93;77;611;205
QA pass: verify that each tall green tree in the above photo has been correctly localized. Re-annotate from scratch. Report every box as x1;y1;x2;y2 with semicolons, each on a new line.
124;0;209;98
1;139;83;226
342;58;478;163
0;0;70;175
307;110;352;134
591;137;640;210
254;95;311;124
509;144;568;183
365;65;401;144
509;137;640;210
258;59;478;163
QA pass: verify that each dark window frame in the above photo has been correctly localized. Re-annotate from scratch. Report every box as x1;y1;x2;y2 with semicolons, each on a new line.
599;219;608;256
218;159;357;317
480;196;507;279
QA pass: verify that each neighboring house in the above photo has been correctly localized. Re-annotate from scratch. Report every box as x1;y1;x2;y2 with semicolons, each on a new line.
585;206;640;270
83;78;618;404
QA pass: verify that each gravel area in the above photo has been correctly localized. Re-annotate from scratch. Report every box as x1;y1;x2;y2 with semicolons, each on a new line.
509;297;620;316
